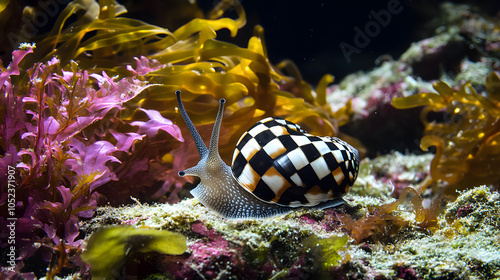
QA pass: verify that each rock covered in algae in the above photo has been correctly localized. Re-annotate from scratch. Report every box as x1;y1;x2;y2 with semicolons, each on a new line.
80;198;351;279
351;186;500;280
76;153;500;280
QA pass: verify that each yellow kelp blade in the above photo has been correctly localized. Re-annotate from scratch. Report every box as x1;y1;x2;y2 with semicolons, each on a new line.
81;226;187;280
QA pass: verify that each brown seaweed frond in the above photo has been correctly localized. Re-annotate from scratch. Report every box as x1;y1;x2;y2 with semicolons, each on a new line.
340;186;445;244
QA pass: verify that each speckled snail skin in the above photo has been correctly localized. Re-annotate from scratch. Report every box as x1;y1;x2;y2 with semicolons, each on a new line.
176;90;360;219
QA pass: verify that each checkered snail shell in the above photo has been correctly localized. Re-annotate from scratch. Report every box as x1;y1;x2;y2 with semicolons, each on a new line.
175;90;359;219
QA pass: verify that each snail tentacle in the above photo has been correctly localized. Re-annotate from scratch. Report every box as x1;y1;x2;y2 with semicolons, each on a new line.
175;90;208;158
207;98;225;164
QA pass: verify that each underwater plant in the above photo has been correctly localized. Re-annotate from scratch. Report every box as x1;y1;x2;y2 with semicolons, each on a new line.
303;234;348;269
3;0;357;203
391;72;500;194
22;0;352;152
337;71;500;244
0;46;182;279
81;226;187;280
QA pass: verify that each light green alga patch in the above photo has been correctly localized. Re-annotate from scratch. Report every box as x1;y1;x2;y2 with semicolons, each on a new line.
81;226;187;280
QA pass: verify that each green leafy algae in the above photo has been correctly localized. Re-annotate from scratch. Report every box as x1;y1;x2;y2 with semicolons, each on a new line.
242;242;271;267
81;226;187;280
304;235;348;269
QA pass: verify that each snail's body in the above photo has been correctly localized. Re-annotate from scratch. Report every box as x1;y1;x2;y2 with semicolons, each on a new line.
176;90;358;219
189;157;294;218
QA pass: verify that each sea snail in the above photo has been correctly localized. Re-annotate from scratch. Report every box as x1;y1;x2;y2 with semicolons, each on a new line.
175;90;360;219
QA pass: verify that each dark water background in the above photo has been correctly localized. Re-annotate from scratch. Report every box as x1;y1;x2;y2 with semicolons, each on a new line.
5;0;500;84
128;0;500;84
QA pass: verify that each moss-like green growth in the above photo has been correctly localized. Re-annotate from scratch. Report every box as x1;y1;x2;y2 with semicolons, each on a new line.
443;186;500;234
355;186;500;279
81;226;187;280
242;242;271;267
304;235;348;269
351;151;432;199
143;274;172;280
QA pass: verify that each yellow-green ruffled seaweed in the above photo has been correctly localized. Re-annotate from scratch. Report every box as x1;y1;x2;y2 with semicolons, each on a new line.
392;72;500;194
14;0;352;163
81;226;187;280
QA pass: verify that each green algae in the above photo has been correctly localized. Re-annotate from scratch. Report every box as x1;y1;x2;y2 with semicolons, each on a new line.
242;242;270;267
143;274;171;280
81;226;187;280
304;235;349;269
352;186;500;279
443;186;500;233
79;158;500;279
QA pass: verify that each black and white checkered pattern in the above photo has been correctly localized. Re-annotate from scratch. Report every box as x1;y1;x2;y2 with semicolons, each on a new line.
231;117;359;207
